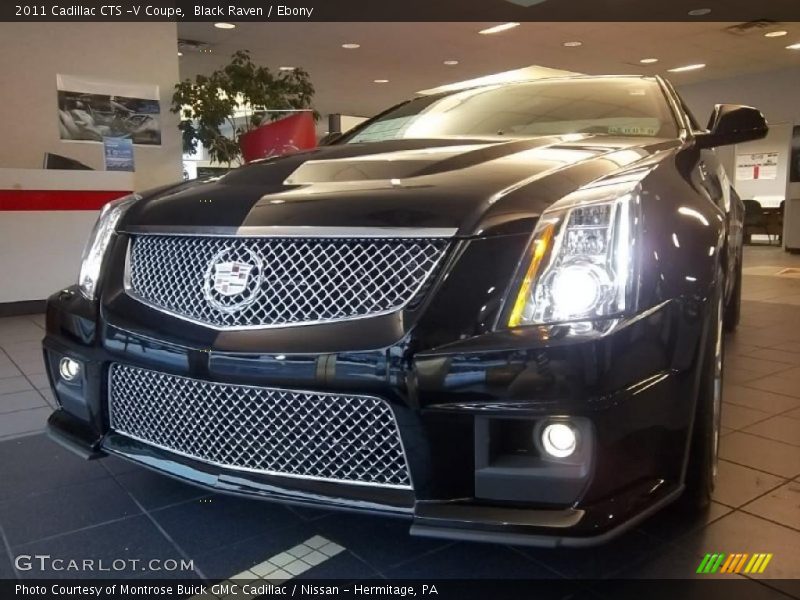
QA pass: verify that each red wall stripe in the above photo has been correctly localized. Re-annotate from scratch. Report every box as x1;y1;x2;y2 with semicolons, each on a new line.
0;190;131;211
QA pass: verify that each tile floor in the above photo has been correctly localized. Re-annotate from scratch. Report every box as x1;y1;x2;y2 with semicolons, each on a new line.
0;246;799;596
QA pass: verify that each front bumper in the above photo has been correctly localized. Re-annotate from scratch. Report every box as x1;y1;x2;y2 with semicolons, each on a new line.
43;285;705;547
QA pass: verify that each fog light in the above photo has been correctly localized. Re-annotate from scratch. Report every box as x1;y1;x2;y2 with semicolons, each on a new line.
541;422;577;458
58;357;81;381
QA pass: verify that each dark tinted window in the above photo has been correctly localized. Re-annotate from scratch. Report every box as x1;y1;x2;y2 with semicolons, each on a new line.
346;78;677;143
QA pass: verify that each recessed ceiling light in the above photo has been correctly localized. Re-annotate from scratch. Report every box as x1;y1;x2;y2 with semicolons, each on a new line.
177;51;183;57
787;42;800;50
668;63;706;72
765;30;788;38
639;57;659;64
687;8;711;16
279;66;295;71
214;22;235;29
562;41;582;47
373;79;389;83
443;60;459;65
478;22;520;35
342;43;361;49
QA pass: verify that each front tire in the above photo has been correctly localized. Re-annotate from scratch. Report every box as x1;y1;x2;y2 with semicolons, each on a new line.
682;278;724;511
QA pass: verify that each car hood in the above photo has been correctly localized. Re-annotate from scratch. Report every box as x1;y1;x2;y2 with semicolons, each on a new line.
123;135;679;238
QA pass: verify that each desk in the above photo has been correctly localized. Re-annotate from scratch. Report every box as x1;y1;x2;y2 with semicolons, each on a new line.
0;168;133;304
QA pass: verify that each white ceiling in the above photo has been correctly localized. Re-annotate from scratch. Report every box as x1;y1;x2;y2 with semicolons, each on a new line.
176;21;800;118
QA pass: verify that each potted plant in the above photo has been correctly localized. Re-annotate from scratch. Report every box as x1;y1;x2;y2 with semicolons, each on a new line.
172;50;317;166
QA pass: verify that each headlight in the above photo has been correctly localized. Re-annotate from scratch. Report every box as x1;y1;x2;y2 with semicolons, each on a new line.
78;194;139;300
506;180;641;328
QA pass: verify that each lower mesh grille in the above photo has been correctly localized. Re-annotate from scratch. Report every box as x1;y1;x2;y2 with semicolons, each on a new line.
108;364;412;488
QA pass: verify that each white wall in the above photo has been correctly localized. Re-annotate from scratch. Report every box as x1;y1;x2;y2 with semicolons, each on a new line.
677;67;800;203
0;23;182;189
341;115;368;133
677;67;800;125
0;169;134;303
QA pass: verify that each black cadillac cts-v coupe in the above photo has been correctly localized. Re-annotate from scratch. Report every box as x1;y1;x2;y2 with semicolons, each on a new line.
44;76;767;546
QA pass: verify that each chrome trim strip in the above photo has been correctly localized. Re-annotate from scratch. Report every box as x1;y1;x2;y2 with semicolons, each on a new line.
122;236;448;331
103;441;414;515
120;225;459;239
107;364;414;491
656;75;690;142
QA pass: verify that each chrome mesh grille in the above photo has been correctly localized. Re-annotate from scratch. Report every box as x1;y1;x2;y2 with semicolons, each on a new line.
108;364;412;488
126;235;448;328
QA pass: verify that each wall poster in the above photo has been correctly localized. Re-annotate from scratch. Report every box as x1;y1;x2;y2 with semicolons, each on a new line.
736;151;779;181
57;74;161;145
103;137;135;172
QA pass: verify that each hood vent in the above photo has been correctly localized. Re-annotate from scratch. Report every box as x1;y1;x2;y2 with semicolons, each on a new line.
724;20;779;35
177;38;213;54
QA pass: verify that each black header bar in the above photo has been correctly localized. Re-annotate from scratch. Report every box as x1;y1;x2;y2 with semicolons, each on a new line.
3;0;800;22
3;578;797;600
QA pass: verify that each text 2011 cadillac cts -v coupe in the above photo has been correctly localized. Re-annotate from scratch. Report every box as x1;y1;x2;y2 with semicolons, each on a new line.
44;76;768;546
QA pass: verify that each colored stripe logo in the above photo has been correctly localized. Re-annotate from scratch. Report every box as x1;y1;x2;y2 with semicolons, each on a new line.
697;553;773;574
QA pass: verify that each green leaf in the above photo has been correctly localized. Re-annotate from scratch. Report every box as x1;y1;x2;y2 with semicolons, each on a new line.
171;49;317;165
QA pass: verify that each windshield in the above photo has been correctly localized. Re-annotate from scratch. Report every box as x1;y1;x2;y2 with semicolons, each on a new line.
345;78;677;143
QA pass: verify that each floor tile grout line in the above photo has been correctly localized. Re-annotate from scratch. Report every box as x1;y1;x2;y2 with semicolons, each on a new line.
194;536;347;594
721;428;800;450
504;544;575;580
0;522;20;580
734;428;800;449
100;464;210;582
723;394;800;415
97;460;308;568
717;455;797;480
737;505;800;534
773;400;800;419
722;406;783;433
0;429;53;442
629;505;735;563
738;380;800;401
345;550;390;580
0;382;46;397
717;473;791;511
8;513;146;551
0;404;52;417
741;577;800;600
0;342;53;410
725;360;799;379
371;541;457;575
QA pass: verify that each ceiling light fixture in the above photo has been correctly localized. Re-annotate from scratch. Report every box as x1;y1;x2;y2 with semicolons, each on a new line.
668;63;706;72
177;51;183;57
639;58;659;64
765;30;788;38
687;8;711;16
342;43;361;49
562;41;583;47
443;60;459;65
214;22;236;29
373;79;389;83
787;42;800;50
279;66;295;71
479;22;520;35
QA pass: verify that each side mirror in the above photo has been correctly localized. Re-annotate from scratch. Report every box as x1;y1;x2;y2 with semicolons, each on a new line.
694;104;768;149
319;131;343;145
